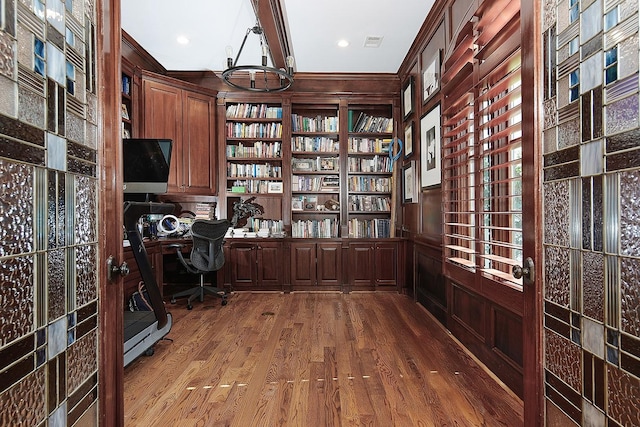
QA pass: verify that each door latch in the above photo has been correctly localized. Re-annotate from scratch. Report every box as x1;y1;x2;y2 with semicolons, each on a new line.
107;255;130;282
512;257;535;284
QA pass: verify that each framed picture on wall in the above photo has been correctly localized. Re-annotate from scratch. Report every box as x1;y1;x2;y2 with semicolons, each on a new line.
422;50;441;103
404;121;414;158
402;76;414;120
403;161;417;203
420;103;441;188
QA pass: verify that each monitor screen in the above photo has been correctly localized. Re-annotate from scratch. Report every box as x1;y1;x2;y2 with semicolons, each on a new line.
122;138;173;194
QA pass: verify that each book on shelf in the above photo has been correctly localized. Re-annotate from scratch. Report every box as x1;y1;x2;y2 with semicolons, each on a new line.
121;103;129;120
349;111;393;133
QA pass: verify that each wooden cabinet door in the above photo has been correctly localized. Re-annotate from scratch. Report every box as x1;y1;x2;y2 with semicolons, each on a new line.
257;242;283;290
181;90;216;195
229;243;256;288
374;242;397;289
317;242;341;288
290;242;316;288
142;79;182;193
348;243;375;290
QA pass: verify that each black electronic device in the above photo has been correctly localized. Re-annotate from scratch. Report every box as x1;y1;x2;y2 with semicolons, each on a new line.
123;138;173;196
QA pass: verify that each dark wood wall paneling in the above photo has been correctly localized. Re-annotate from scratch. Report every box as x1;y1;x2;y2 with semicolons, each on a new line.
396;0;525;399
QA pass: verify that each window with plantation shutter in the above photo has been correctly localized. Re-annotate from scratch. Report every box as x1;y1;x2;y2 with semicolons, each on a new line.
443;0;522;288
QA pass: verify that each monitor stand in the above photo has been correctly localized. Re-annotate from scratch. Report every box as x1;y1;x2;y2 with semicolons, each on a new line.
123;201;175;367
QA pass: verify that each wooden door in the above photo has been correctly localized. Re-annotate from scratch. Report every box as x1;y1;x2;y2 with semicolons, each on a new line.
348;243;375;290
290;242;316;288
142;78;182;193
229;242;257;288
439;0;538;404
256;241;283;290
374;242;397;289
317;242;342;289
181;90;216;195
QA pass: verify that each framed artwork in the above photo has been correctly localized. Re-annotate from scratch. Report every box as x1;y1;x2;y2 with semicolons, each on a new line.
420;103;441;188
422;50;440;103
267;181;283;193
403;161;417;203
404;121;414;158
292;159;314;172
402;76;414;120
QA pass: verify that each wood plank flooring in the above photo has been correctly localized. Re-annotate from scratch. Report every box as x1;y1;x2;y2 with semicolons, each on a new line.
124;292;523;426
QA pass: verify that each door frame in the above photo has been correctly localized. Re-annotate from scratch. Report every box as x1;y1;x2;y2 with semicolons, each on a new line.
521;1;544;425
97;0;125;425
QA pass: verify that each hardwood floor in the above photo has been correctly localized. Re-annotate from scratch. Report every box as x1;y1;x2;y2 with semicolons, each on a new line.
124;292;523;426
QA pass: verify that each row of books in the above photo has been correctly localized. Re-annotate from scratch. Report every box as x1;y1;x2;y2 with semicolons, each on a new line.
291;219;339;238
348;195;391;212
348;176;391;192
291;176;339;192
244;219;285;236
227;162;283;178
291;136;339;153
226;122;283;139
347;156;392;173
349;112;393;133
226;103;283;119
229;180;280;194
348;137;392;154
348;218;391;238
226;141;282;158
291;114;339;133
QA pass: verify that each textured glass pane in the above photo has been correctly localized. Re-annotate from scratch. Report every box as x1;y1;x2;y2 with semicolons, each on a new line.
0;368;46;426
545;246;571;306
47;316;67;360
608;368;640;426
75;244;97;307
46;43;65;86
620;171;640;256
0;255;34;347
583;317;605;358
47;249;66;321
18;88;46;129
0;159;34;257
558;117;580;148
583;252;604;322
545;330;582;391
606;95;639;135
67;329;97;393
74;176;97;244
544;181;570;245
620;256;640;336
619;34;639;78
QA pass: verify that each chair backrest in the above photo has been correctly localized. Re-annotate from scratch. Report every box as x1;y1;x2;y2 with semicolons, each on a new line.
189;219;230;272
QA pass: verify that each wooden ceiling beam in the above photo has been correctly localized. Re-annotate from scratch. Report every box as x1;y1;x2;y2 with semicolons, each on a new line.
253;0;292;70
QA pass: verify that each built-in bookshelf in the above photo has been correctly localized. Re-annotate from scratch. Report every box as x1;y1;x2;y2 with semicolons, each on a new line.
225;103;284;196
224;102;285;236
347;105;394;238
290;105;340;238
121;72;133;138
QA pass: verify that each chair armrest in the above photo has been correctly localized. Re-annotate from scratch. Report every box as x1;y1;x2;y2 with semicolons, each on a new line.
167;243;186;249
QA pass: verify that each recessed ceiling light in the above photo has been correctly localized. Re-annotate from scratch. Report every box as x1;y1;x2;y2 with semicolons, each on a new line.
177;35;189;45
337;39;349;48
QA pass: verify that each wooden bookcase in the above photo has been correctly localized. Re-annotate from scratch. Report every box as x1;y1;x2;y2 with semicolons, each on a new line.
290;103;341;238
223;101;285;234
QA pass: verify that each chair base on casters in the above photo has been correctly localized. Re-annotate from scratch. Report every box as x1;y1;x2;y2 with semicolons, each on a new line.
170;281;228;310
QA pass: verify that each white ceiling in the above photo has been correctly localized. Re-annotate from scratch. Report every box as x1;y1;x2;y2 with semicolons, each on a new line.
121;0;435;74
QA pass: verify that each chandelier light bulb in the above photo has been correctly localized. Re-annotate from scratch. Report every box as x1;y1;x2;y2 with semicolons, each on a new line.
225;45;234;68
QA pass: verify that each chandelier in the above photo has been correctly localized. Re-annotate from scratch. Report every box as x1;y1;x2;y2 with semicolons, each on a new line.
222;23;294;92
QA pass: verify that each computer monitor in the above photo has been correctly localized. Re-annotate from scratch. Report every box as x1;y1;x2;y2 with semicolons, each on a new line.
123;138;173;196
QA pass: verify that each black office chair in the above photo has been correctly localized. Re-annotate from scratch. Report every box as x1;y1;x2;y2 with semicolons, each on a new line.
169;219;230;309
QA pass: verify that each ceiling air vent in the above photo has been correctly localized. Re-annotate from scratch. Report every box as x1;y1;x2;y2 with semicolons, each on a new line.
363;35;384;48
